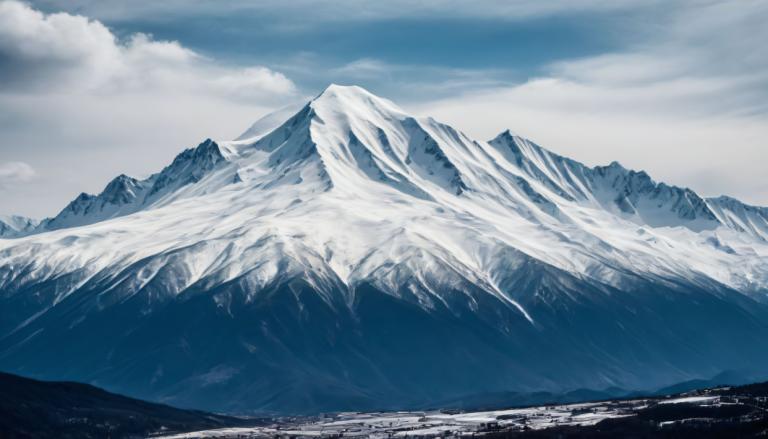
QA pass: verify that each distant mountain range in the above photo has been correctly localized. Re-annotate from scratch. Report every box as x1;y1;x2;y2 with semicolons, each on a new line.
0;215;38;238
0;85;767;413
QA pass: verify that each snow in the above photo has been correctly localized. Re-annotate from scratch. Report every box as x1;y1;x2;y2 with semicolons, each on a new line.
658;396;720;405
155;400;641;438
0;84;767;312
234;103;305;144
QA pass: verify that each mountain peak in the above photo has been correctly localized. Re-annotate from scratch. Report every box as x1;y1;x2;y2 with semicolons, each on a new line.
310;84;406;119
607;160;625;169
496;129;516;139
316;83;371;97
313;84;374;105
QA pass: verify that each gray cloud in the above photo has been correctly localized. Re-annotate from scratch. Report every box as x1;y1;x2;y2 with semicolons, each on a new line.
0;162;35;188
27;0;664;22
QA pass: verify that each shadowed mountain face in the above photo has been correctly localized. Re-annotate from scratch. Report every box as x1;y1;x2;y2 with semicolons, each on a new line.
1;85;768;413
0;371;252;438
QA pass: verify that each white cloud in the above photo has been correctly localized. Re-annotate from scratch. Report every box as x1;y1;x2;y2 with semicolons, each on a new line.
0;162;36;188
333;58;391;79
0;1;300;218
0;1;296;100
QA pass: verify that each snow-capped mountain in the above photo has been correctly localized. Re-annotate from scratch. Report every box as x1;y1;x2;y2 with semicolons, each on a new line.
490;132;714;226
0;215;38;238
1;85;767;413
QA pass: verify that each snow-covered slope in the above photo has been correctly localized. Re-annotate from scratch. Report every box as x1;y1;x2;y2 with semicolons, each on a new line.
490;131;729;233
706;195;768;242
234;103;305;143
0;85;767;413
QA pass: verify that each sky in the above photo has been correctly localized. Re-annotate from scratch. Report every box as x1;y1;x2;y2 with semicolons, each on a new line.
0;0;766;218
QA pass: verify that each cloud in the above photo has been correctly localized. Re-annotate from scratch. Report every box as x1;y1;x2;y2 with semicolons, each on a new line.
332;58;391;79
413;0;768;205
0;0;296;101
0;162;36;188
27;0;663;23
544;1;768;118
0;1;300;218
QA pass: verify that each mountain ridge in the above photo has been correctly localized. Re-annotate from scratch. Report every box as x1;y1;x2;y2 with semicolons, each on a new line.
4;84;765;241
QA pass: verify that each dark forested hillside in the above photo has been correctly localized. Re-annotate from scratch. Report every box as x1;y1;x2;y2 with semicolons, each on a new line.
0;372;256;439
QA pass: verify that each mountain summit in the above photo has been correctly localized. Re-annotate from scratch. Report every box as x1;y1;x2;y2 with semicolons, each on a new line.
1;85;767;413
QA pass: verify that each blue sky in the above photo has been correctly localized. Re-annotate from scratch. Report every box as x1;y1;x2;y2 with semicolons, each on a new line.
28;0;634;97
1;0;767;217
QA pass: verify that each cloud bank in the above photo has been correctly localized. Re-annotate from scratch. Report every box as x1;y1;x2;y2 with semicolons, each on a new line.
0;1;295;99
0;0;298;218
